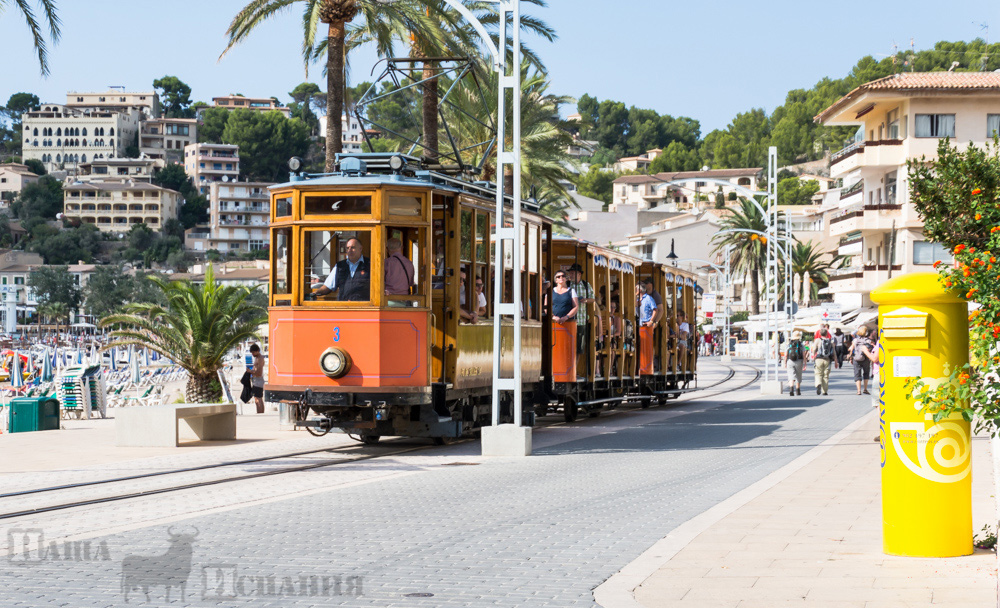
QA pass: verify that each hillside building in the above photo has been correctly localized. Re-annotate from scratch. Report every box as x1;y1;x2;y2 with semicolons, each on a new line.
816;71;1000;308
139;118;198;163
183;143;239;195
0;164;40;204
184;181;271;254
211;96;292;118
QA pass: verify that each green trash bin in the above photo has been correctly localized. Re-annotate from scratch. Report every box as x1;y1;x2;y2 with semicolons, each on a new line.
7;397;60;433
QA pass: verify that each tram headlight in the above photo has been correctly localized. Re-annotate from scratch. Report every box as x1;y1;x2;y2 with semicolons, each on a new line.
319;347;352;379
388;155;405;172
288;156;302;172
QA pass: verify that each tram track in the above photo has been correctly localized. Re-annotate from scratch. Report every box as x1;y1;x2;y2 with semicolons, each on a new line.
0;361;760;521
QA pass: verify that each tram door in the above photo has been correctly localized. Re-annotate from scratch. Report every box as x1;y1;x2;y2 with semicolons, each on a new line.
431;194;455;385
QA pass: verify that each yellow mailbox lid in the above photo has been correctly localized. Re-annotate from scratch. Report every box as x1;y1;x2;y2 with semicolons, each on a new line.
870;272;966;305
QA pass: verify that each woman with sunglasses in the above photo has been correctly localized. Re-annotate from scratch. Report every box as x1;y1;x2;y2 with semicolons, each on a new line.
551;272;578;326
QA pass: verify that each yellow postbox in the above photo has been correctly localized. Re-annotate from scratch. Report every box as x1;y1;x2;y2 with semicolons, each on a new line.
870;272;971;557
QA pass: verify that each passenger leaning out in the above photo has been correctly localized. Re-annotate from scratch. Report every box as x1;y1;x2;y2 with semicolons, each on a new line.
551;271;578;329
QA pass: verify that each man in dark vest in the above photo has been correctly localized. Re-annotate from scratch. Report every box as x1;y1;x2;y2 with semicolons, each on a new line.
312;238;370;301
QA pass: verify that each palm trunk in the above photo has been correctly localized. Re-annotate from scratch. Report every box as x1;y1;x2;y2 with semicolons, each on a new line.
186;371;222;403
325;21;347;172
422;60;439;162
750;269;760;315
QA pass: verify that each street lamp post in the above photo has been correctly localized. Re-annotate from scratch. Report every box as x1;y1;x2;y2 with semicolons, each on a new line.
714;227;793;394
435;0;528;456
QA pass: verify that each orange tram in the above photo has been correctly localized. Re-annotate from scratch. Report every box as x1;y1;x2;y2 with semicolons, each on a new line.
265;154;701;443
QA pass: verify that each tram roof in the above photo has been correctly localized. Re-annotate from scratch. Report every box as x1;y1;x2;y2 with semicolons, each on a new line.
271;154;540;213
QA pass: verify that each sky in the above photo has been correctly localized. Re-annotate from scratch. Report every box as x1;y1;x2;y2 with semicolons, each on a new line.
2;0;1000;134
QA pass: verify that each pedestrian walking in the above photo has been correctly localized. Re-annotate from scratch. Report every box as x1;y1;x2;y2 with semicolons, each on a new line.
811;324;835;395
850;325;876;395
785;330;805;396
249;343;266;414
833;327;846;369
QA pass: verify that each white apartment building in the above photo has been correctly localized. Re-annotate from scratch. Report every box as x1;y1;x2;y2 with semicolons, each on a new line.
183;143;239;195
612;168;760;211
63;181;180;233
21;104;141;173
140;118;197;163
816;71;1000;308
66;90;160;117
319;113;366;152
212;96;292;118
185;181;271;253
71;158;164;184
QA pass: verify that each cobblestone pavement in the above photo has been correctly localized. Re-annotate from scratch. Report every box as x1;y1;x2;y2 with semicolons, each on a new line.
1;361;873;607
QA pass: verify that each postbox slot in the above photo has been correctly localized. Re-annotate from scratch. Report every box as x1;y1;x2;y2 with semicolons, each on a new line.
882;308;929;349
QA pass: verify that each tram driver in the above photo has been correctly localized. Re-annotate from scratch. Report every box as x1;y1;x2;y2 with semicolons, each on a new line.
311;238;371;301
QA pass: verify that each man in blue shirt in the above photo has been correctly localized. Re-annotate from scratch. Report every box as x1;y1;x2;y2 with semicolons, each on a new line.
639;286;657;327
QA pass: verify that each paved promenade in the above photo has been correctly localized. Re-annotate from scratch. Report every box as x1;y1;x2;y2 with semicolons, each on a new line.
0;360;994;607
620;411;997;608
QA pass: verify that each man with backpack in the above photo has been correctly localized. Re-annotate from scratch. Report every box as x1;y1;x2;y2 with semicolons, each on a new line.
811;323;835;395
785;330;805;396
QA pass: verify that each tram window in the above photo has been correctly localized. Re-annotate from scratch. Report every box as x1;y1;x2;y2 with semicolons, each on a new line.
385;226;425;307
460;209;472;262
432;218;445;290
475;213;489;264
271;228;291;295
303;195;371;216
274;196;291;218
303;229;373;304
387;194;422;217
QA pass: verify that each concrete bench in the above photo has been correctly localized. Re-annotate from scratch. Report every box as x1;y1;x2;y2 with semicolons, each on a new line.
115;403;237;447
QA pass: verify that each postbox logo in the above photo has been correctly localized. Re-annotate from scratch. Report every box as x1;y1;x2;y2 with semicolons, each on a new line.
889;415;970;484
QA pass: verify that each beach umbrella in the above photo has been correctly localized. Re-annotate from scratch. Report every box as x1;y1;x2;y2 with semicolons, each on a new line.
76;348;83;365
41;348;53;382
141;348;149;367
130;347;140;385
109;346;118;372
90;343;98;365
10;352;23;388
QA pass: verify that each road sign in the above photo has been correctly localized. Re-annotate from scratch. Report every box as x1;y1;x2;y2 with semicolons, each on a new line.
701;293;717;318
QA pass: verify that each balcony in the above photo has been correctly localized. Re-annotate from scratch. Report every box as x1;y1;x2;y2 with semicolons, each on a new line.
827;264;903;294
828;204;864;236
831;139;904;177
838;234;863;257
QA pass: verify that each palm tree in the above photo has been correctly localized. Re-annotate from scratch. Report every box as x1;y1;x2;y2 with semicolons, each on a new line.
38;301;69;334
4;0;61;76
712;198;788;315
791;241;835;304
342;0;555;163
221;0;433;171
449;60;578;220
99;266;267;403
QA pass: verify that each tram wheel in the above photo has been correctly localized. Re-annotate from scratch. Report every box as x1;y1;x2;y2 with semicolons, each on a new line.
433;436;453;446
360;434;381;445
587;409;601;418
563;398;579;423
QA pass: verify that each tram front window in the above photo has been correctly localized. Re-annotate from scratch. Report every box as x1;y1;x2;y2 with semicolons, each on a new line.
304;229;374;303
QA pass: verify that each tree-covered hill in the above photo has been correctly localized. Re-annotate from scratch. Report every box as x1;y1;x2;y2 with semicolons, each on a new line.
575;39;1000;178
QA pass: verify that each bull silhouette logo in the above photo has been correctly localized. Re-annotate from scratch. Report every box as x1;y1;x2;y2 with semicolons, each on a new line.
120;527;198;603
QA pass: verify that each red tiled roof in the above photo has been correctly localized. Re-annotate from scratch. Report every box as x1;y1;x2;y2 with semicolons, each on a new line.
815;72;1000;123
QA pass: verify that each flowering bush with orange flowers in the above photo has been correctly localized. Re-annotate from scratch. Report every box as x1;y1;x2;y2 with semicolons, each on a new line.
907;138;1000;432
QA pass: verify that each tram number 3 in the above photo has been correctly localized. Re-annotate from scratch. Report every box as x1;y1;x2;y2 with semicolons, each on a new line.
333;327;340;342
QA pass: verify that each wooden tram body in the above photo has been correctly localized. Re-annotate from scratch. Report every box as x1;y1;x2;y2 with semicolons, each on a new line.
265;154;701;442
